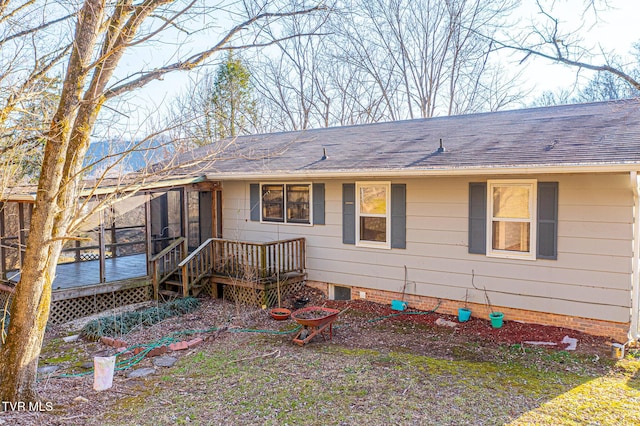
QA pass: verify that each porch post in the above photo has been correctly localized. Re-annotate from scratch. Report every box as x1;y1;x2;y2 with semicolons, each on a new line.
0;202;5;280
182;187;189;250
109;204;117;259
145;192;152;277
99;207;106;283
17;203;26;266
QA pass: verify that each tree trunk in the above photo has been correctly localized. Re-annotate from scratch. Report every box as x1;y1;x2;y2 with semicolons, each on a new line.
0;0;105;403
0;215;62;402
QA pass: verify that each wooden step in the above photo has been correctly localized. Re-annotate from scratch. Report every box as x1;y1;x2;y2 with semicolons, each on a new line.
162;280;182;288
158;289;181;297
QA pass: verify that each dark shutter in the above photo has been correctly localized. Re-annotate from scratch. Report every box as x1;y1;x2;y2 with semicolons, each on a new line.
249;183;260;222
537;182;559;260
313;183;325;225
391;184;406;249
468;182;487;254
342;183;355;245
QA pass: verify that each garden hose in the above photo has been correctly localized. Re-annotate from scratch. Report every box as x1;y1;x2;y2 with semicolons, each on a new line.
49;301;440;379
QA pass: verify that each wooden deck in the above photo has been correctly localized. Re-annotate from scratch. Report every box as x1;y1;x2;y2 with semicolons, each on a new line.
3;254;153;325
9;253;148;290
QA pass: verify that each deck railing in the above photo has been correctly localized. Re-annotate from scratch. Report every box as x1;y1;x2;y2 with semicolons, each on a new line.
152;237;306;298
150;237;187;299
211;237;306;281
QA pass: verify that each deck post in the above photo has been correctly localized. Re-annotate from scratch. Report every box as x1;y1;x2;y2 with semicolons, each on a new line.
260;244;267;279
17;203;26;266
151;260;159;300
98;220;106;283
0;202;5;280
182;264;189;297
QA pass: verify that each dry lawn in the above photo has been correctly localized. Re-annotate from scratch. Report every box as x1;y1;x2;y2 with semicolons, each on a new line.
2;292;640;426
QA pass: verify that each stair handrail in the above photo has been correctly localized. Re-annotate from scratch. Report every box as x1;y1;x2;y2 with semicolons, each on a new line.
178;238;214;267
178;238;215;296
150;237;186;299
149;236;186;262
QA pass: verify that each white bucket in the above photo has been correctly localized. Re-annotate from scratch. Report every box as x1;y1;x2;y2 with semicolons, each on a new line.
612;343;625;360
93;356;116;391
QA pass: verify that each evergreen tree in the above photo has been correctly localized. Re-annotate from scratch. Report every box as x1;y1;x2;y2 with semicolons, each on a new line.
210;52;257;140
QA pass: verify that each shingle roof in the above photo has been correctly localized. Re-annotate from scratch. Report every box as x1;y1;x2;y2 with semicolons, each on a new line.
176;99;640;178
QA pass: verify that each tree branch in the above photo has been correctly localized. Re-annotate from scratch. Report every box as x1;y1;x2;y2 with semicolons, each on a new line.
493;38;640;91
0;12;76;47
104;5;325;99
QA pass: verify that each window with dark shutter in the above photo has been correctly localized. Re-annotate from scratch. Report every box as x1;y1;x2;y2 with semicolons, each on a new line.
468;180;558;260
250;183;319;225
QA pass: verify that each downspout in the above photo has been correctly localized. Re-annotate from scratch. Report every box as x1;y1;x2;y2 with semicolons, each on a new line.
629;171;640;343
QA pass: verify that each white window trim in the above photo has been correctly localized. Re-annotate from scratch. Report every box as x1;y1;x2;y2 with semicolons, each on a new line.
356;181;391;249
486;179;537;260
259;183;313;226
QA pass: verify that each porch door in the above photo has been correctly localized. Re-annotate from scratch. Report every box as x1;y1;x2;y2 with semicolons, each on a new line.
150;189;183;255
187;191;213;251
215;189;223;238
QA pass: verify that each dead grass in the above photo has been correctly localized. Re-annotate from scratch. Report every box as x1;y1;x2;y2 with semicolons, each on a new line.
3;292;640;425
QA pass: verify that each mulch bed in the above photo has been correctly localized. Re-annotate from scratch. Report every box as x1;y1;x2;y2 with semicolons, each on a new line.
280;287;612;356
329;298;609;350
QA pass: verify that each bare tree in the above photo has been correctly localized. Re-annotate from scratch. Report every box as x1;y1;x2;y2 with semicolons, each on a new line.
334;0;520;119
250;8;333;131
0;1;74;187
492;0;640;94
0;0;324;403
248;0;522;133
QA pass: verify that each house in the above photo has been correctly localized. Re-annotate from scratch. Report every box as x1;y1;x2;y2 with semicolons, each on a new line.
170;99;640;343
2;99;640;342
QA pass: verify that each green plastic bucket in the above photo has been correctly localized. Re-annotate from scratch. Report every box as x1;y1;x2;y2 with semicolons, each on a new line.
391;300;408;311
458;308;471;322
489;312;504;328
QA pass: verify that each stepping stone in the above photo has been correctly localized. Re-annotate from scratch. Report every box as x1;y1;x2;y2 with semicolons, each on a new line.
37;365;60;375
127;367;155;379
153;356;177;368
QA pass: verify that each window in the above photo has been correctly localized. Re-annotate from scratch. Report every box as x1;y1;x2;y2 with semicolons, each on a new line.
286;184;311;223
330;285;352;301
356;182;390;248
262;184;285;222
260;184;311;224
487;180;537;259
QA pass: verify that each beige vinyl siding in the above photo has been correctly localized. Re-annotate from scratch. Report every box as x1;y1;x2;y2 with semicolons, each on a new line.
222;173;634;323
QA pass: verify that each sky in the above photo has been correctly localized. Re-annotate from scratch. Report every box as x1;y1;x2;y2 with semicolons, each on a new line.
512;1;640;96
106;1;640;136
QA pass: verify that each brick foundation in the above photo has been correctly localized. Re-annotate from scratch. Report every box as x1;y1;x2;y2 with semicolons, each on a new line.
306;280;629;342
